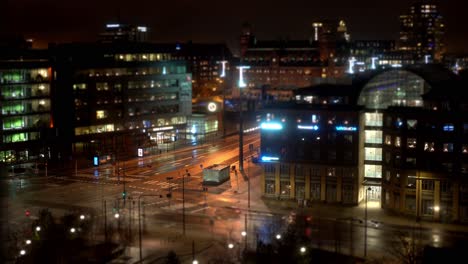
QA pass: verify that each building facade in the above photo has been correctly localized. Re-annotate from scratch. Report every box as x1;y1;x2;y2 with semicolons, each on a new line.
52;43;193;161
0;49;54;164
259;65;468;223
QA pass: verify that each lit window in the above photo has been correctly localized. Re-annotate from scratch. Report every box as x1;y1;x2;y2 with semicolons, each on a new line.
407;120;417;129
443;143;453;152
365;147;382;161
443;124;454;131
395;137;401;147
385;135;391;145
407;138;417;148
424;142;435;152
96;110;107;119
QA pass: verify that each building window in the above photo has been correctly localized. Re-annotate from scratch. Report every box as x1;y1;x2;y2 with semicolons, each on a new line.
424;142;435;152
422;179;434;191
407;176;416;189
327;168;336;177
344;134;353;144
395;137;401;147
364;113;383;126
365;130;383;144
96;110;108;119
364;164;381;178
407;138;417;148
385;171;391;182
440;181;452;194
443;143;454;152
280;164;290;175
365;147;382;161
310;182;321;201
407;119;417;129
385;135;391;145
443;123;454;131
406;157;416;167
280;181;291;196
422;199;434;215
405;195;416;212
265;164;276;174
463;144;468;153
265;181;275;194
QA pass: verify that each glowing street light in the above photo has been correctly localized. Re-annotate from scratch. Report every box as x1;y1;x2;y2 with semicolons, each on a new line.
70;227;76;233
192;260;199;264
80;214;85;220
241;231;247;237
300;246;306;254
35;226;41;232
20;250;26;256
276;234;282;240
114;213;120;219
228;243;234;249
25;240;31;245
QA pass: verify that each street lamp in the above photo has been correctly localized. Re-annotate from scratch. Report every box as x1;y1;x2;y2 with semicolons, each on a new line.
300;246;306;254
364;186;371;258
241;231;247;251
276;234;281;240
237;65;250;172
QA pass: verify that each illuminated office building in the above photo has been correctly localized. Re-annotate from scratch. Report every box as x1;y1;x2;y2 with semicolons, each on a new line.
259;64;468;223
52;42;192;160
399;1;445;62
0;49;53;164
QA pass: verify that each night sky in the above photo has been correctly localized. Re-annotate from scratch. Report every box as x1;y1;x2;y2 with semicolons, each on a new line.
1;0;467;54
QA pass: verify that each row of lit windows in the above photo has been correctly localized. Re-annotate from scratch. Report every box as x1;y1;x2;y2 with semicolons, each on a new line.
0;68;50;84
2;115;50;130
1;84;50;99
3;132;40;143
112;53;173;62
384;135;468;153
2;100;50;115
79;65;186;78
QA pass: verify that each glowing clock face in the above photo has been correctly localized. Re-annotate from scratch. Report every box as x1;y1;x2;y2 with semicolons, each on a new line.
207;102;217;112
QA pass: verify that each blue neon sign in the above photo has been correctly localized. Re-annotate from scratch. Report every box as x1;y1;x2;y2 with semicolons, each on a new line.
298;125;319;130
261;122;283;130
335;126;357;131
261;156;279;162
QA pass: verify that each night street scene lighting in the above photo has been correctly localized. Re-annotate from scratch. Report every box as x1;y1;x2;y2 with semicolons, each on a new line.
2;0;468;263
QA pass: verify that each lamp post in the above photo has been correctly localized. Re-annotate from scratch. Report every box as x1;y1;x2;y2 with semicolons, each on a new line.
364;186;371;258
138;194;163;262
237;65;250;172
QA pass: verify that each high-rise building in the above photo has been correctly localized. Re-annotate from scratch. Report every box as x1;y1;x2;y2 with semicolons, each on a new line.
0;48;54;164
399;1;445;62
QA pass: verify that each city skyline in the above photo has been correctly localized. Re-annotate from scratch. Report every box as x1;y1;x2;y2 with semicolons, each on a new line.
2;0;468;54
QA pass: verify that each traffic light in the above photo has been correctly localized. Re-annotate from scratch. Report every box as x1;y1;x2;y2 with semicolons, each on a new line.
25;209;30;217
122;191;127;199
93;155;99;166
